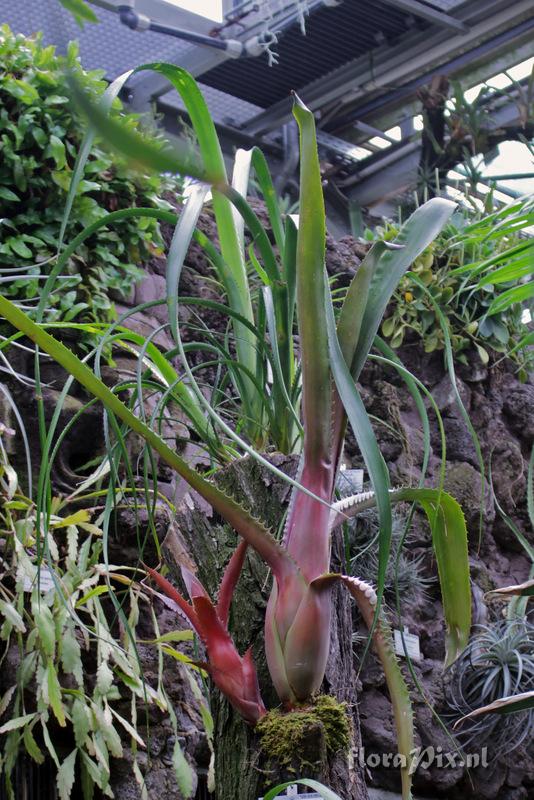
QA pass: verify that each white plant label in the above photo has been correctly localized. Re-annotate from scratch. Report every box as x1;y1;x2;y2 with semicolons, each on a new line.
394;628;421;661
23;567;55;593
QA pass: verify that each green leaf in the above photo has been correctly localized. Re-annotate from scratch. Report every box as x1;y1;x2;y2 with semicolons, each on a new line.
475;343;489;365
348;199;455;382
33;601;56;657
57;749;77;800
0;600;26;633
57;69;132;255
166;183;208;345
8;79;39;104
44;659;66;727
455;690;534;722
69;63;259;430
72;698;92;748
381;316;396;338
0;685;17;718
80;751;105;792
292;94;330;470
80;755;95;800
101;721;123;758
23;724;45;765
477;252;534;285
491;319;509;344
47;135;67;169
6;237;32;259
6;295;296;574
96;660;114;694
0;187;20;202
142;630;194;644
69;75;207;182
75;585;110;607
172;740;194;799
58;0;98;26
411;272;486;550
41;719;61;768
394;488;471;665
264;779;342;800
250;147;285;254
110;708;146;748
53;509;90;527
0;712;36;734
61;625;84;685
486;282;534;315
325;284;392;619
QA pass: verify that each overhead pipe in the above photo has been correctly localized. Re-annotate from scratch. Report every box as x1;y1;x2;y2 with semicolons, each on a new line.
116;0;340;61
117;3;244;56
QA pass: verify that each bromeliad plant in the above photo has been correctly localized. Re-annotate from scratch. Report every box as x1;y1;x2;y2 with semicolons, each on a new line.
0;69;472;799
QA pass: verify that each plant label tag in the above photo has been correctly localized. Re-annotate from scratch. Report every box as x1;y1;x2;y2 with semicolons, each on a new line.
23;567;55;593
394;629;421;661
337;468;364;494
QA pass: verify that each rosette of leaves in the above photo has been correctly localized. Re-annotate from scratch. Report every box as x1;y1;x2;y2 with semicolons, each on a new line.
443;619;534;755
0;25;176;326
348;506;434;604
375;209;533;376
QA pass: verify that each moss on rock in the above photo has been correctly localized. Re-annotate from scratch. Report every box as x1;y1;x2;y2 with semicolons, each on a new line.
256;695;351;773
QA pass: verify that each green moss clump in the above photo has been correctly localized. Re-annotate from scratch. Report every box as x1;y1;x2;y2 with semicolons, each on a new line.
257;695;351;772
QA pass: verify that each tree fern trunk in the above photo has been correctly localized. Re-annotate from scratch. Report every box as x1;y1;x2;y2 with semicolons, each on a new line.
168;454;368;800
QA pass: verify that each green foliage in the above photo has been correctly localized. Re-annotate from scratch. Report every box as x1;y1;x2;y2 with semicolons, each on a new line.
0;434;205;799
0;26;175;326
445;619;534;755
375;205;533;375
347;505;434;603
264;779;343;800
57;0;98;28
0;62;471;800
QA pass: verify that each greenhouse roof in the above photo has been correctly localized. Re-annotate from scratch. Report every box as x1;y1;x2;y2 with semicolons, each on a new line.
3;0;533;216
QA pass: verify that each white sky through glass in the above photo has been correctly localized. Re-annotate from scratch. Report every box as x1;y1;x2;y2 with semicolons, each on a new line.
163;1;224;22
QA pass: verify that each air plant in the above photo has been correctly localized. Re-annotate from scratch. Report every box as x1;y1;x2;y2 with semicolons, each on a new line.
452;448;534;726
343;497;434;604
446;620;534;754
0;70;473;799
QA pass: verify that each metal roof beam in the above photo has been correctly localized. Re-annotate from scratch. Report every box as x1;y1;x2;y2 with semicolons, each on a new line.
342;89;530;205
330;13;534;131
377;0;469;32
89;0;217;32
340;36;534;140
156;98;282;157
242;0;533;135
125;0;330;110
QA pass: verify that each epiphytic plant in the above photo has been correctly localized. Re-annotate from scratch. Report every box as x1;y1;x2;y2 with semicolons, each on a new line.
0;70;472;799
376;202;534;376
446;620;534;754
0;426;210;800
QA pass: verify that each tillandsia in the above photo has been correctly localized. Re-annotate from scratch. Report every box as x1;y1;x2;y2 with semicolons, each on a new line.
0;68;473;799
